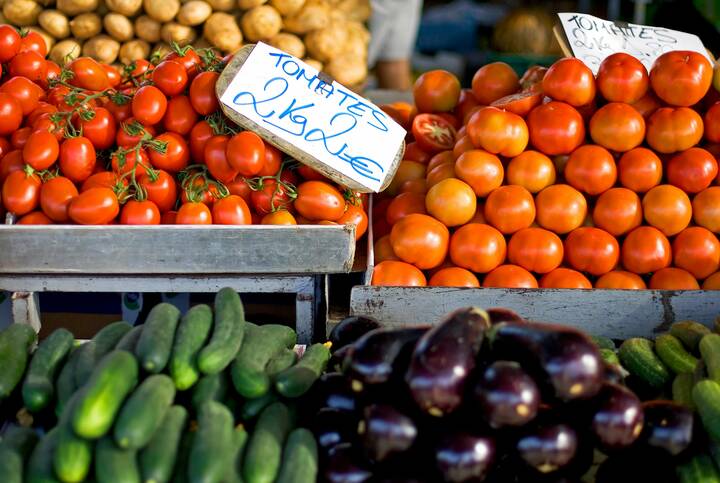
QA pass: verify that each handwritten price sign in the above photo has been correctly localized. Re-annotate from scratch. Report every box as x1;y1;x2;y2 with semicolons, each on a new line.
557;13;714;74
217;42;406;193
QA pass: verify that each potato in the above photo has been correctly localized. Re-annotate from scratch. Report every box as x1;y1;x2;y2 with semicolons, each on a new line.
27;27;55;52
205;0;233;11
134;15;161;43
177;0;212;26
237;0;265;8
119;39;150;64
283;0;330;34
160;22;197;46
269;0;303;16
152;41;173;58
105;0;141;15
268;32;305;58
50;39;82;64
143;0;180;22
325;53;366;86
346;20;370;45
3;0;42;26
303;57;322;72
82;35;120;63
56;0;98;15
240;5;281;42
305;22;348;62
103;13;134;42
203;12;243;53
337;0;370;22
38;10;70;39
70;13;102;39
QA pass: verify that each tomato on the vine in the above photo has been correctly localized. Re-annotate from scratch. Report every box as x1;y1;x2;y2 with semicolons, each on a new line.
0;25;20;63
411;113;457;153
226;176;252;202
152;60;188;97
18;31;47;56
11;127;30;150
176;201;212;224
149;132;190;173
226;131;265;176
23;130;59;170
258;143;282;176
120;200;161;225
68;57;110;91
294;181;345;221
40;176;78;222
116;119;156;148
2;170;41;215
0;93;22;137
59;137;96;183
81;171;125;192
250;179;291;214
68;187;119;224
163;95;198;135
189;120;214;163
0;150;26;182
132;86;167;126
9;50;46;82
104;97;133;123
204;135;238;183
79;107;117;150
165;48;202;79
139;169;177;212
111;148;151;178
296;165;326;181
17;211;52;224
189;71;219;115
212;195;252;225
0;77;40;117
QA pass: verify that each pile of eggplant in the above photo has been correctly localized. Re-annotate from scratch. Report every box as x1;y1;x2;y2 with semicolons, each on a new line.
309;308;703;483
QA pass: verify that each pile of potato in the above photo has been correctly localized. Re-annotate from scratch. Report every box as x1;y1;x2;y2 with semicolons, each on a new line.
1;0;371;85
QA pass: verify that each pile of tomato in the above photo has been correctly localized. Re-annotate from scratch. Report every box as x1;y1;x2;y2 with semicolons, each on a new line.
373;50;720;290
0;24;368;236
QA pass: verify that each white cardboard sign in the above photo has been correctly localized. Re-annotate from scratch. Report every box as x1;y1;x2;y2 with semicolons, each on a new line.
219;42;406;193
558;12;714;74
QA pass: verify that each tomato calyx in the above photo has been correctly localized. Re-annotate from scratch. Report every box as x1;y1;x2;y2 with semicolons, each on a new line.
178;164;229;203
245;161;298;213
205;111;237;136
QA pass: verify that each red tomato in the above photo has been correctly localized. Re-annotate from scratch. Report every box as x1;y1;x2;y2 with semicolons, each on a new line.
132;86;167;126
471;62;519;105
11;127;31;150
621;226;672;274
23;131;59;170
163;95;198;135
68;187;119;224
251;179;291;214
527;102;585;155
189;71;219;115
176;201;212;224
18;31;47;56
102;64;121;87
564;145;617;196
539;268;592;289
212;195;252;225
58;137;96;183
589;102;646;152
111;148;150;178
0;25;20;63
386;192;426;225
648;107;704;154
483;264;538;288
542;58;596;106
411;113;457;153
161;210;177;224
149;132;190;173
17;211;52;224
258;142;282;176
650;51;712;106
0;90;27;136
596;53;649;103
138;170;177;212
0;137;11;161
189;120;214;163
490;90;543;117
8;51;46;83
337;204;368;239
104;96;133;124
466;107;528;158
454;89;480;124
204;135;238;183
297;165;326;181
120;200;161;224
26;102;57;126
226;131;265;176
413;69;461;113
371;260;427;286
164;49;202;79
564;227;619;276
667;147;718;193
68;57;110;91
3;170;41;215
152;60;188;97
79;107;117;150
81;171;124;192
294;181;345;221
226;176;252;203
116;119;155;148
404;142;431;164
520;66;548;90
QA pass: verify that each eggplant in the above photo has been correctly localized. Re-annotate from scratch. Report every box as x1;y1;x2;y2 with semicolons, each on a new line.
640;400;694;456
474;361;540;428
487;308;524;325
359;404;417;462
406;308;491;416
329;316;381;352
591;382;644;450
602;361;625;385
488;322;603;401
313;373;357;413
314;408;358;454
516;422;578;474
330;344;353;373
323;443;373;483
435;433;496;482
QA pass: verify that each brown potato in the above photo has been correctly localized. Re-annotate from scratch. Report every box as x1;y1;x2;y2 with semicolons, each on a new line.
337;0;370;22
240;5;281;42
143;0;180;22
160;22;197;46
325;53;366;86
268;32;305;58
38;10;70;39
305;21;348;62
105;0;142;16
134;15;161;43
56;0;99;15
103;13;134;42
203;12;243;53
177;0;212;26
269;0;303;16
82;35;120;63
70;13;102;39
119;39;150;64
205;0;233;11
237;0;266;7
50;39;82;64
283;0;329;34
3;0;42;26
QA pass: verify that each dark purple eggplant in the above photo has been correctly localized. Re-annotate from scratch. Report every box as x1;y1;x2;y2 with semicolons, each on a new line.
516;423;578;474
640;400;694;456
436;433;496;482
329;316;381;353
359;404;417;462
313;373;357;413
488;308;524;325
314;408;358;454
474;361;540;428
591;382;644;450
330;344;353;373
488;322;603;401
323;443;373;483
406;308;491;416
602;361;625;385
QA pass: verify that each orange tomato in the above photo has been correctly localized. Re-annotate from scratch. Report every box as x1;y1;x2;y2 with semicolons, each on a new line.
337;204;368;239
621;226;672;274
542;58;596;106
469;202;486;224
596;53;649;103
466;107;528;157
650;51;712;107
539;268;592;289
649;267;700;290
527;101;585;155
703;272;720;289
705;102;720;143
390;213;449;269
618;147;663;193
508;227;564;274
667;147;718;194
642;184;692;236
429;267;480;287
471;62;519;105
452;135;475;159
427;151;455;172
454;149;504;197
535;184;587;234
386;192;427;225
483;264;538;288
593;187;643;236
261;210;297;225
425;178;477;227
693;187;720;232
425;162;456;189
372;260;427;286
454;89;481;125
387;160;426;196
595;270;647;289
413;69;461;113
672;226;720;279
484;185;536;234
589;102;646;152
631;92;662;118
374;235;399;263
449;223;507;273
399;178;428;194
506;150;556;193
564;227;619;276
646;107;704;154
490;90;543;117
564;145;617;196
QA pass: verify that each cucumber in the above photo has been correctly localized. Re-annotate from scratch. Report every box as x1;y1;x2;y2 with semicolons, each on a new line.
618;338;672;389
170;304;213;390
191;372;228;413
75;322;133;385
135;303;181;374
275;343;331;398
0;324;38;398
590;335;616;350
693;379;720;442
673;372;695;410
231;324;297;398
198;288;246;375
72;350;139;439
240;391;279;422
671;320;711;352
171;429;194;483
677;453;720;483
266;348;297;378
22;328;74;412
243;402;294;483
223;425;249;483
115;325;143;353
700;334;720;383
139;405;187;483
114;374;175;450
655;334;698;374
188;401;234;483
600;348;620;366
54;391;93;483
95;436;140;483
25;428;60;483
0;447;22;483
0;425;39;457
55;344;87;417
276;428;318;483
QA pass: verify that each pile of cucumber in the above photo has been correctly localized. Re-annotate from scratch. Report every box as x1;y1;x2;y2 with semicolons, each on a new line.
0;287;330;483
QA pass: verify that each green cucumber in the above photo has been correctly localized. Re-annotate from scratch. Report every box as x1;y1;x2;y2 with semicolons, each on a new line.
600;348;620;366
655;333;698;374
55;344;86;417
0;324;38;398
191;372;228;413
275;343;331;398
671;320;711;352
590;335;616;350
241;391;279;422
75;321;133;385
266;348;298;378
139;405;187;483
171;429;194;483
243;402;294;483
0;425;39;457
135;303;181;374
276;428;318;483
198;288;246;375
72;350;139;439
170;304;213;390
188;401;234;483
0;447;22;483
22;328;74;412
677;453;720;483
54;391;93;483
223;425;249;483
114;374;175;450
95;436;140;483
25;428;60;483
231;324;297;398
672;372;695;409
693;379;720;442
114;325;143;352
618;338;672;389
700;334;720;382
